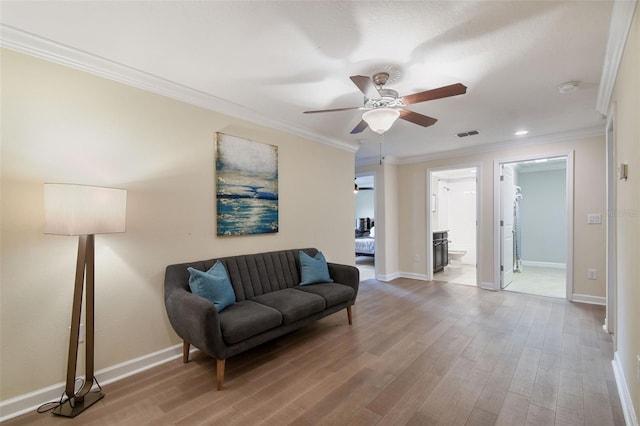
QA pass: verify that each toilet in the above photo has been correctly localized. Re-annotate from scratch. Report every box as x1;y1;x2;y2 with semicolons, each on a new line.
448;249;467;264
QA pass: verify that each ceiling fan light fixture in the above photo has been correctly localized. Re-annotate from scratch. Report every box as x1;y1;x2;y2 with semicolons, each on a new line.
362;108;400;134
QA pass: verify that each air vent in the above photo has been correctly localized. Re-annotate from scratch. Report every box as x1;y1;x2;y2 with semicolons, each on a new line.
457;130;479;137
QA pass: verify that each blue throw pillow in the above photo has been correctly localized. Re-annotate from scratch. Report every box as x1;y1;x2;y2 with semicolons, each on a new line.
299;250;334;285
187;261;236;312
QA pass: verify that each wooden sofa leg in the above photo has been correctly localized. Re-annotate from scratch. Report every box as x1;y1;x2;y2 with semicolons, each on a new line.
183;340;190;363
217;359;225;391
347;306;353;325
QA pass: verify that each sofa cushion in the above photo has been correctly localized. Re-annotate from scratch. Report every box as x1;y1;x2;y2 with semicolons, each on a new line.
187;262;236;312
295;283;355;308
299;250;333;285
219;300;283;344
251;288;326;324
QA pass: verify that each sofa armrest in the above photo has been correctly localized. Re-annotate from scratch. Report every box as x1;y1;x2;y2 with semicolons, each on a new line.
164;289;226;359
327;263;359;298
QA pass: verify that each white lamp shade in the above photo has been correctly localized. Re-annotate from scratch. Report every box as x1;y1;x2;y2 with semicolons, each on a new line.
362;108;400;134
44;184;127;235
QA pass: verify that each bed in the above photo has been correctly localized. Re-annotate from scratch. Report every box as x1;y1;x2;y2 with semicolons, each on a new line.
355;236;375;256
355;217;375;256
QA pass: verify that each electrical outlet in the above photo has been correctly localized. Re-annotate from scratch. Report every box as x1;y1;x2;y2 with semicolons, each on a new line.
587;213;602;224
414;254;420;262
587;269;597;280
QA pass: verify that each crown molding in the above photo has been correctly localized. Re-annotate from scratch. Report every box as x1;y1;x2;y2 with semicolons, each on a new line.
0;24;359;154
397;126;605;165
596;0;638;114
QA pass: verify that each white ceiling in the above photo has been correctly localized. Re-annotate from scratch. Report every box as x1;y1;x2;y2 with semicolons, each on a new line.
0;1;613;165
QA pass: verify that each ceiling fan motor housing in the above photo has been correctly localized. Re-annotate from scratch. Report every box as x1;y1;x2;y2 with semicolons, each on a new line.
372;72;390;86
365;88;403;109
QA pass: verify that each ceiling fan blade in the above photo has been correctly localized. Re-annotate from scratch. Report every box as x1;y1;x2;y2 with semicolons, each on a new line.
350;75;381;100
350;119;369;134
402;83;467;105
303;106;362;114
399;109;438;127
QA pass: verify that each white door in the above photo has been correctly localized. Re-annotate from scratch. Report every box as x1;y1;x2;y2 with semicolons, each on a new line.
501;165;515;288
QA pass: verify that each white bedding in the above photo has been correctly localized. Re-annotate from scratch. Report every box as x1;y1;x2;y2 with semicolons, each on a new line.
355;237;375;255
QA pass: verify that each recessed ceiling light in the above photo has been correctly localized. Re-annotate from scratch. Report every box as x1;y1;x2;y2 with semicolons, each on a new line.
514;130;529;136
558;81;581;93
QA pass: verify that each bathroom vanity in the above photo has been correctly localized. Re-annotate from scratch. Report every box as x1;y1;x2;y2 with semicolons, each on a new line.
433;230;449;272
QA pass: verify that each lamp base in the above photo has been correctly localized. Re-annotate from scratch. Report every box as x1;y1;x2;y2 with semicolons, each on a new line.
52;392;104;418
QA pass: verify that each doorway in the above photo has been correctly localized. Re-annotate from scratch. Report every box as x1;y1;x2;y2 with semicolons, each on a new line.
355;174;376;281
428;166;479;286
497;155;571;298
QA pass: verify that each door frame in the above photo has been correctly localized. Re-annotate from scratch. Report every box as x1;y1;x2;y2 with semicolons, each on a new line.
355;172;377;279
426;163;481;283
500;164;515;289
605;107;617;339
492;151;574;298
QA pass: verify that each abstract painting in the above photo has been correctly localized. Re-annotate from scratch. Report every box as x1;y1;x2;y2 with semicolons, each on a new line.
215;133;278;236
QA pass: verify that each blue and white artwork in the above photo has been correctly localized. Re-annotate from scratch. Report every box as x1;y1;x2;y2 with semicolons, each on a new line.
216;133;278;236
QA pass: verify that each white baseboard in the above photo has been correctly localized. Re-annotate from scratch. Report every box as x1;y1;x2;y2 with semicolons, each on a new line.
521;260;566;269
376;272;402;282
571;293;605;306
398;272;429;281
480;282;498;290
0;343;191;422
612;351;639;426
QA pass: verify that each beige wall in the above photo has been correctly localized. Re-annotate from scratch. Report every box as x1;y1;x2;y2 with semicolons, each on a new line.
0;49;355;400
394;135;606;297
355;162;401;280
610;4;640;416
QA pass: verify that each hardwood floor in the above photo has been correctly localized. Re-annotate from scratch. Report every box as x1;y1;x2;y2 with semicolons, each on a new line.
6;278;624;425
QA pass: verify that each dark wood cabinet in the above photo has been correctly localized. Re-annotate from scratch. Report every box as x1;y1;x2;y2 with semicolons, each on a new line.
433;231;449;272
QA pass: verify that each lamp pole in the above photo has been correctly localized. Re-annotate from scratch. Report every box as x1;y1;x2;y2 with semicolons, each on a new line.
53;234;104;417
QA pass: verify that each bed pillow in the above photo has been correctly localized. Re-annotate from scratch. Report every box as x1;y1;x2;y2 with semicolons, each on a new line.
369;226;375;237
187;261;236;312
299;251;334;285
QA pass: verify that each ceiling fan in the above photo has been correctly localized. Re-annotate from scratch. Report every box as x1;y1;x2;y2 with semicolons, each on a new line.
303;72;467;134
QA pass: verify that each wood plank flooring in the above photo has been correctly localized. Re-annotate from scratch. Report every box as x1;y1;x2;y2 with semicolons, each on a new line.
5;278;624;425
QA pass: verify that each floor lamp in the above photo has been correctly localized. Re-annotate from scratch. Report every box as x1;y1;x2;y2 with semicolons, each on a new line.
44;184;127;417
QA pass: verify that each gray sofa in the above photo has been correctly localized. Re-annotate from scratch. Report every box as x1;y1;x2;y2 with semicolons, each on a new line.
164;248;359;390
